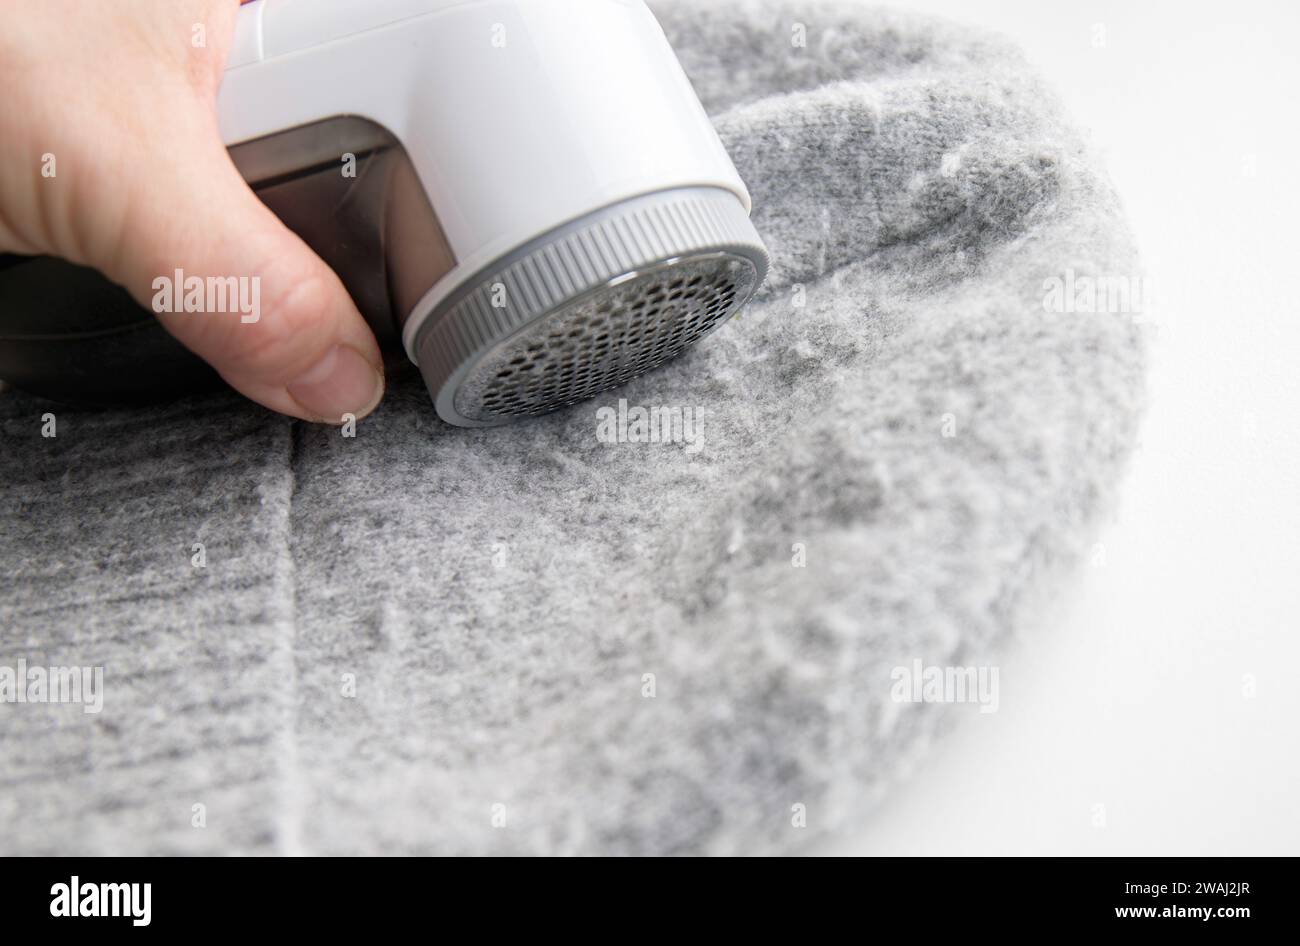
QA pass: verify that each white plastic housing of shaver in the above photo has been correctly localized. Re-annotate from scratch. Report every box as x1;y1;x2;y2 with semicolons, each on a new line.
217;0;768;426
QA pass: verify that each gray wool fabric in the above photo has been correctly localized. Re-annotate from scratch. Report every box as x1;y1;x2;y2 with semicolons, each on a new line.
0;1;1145;855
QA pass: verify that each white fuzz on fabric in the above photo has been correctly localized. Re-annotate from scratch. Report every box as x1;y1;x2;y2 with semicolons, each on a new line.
0;1;1146;855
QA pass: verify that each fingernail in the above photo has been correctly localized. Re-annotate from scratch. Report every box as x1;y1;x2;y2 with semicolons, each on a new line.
286;345;384;423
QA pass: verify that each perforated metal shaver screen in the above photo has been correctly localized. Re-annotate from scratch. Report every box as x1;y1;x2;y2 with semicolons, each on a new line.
451;254;758;423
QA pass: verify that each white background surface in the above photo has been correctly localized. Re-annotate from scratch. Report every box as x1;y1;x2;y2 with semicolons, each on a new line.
820;0;1300;855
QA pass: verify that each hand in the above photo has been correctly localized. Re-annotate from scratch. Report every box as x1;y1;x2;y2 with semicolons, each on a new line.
0;0;385;422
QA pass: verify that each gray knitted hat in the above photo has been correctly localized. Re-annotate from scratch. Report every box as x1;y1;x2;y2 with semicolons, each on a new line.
0;0;1145;855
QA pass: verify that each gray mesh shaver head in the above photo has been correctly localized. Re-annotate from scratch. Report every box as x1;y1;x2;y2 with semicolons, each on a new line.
414;187;768;427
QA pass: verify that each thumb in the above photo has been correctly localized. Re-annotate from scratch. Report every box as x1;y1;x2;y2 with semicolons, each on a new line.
100;117;385;424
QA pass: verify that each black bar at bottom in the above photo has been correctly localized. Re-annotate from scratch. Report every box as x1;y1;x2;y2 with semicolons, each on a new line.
0;856;1285;933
